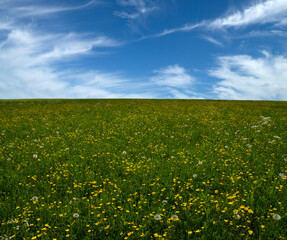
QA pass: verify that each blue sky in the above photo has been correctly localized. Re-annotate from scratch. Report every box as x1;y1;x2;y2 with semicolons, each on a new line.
1;0;287;100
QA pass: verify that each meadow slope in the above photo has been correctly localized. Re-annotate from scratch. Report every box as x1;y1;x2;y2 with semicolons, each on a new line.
0;99;286;239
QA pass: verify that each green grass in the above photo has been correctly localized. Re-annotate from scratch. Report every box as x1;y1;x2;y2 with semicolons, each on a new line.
0;99;286;240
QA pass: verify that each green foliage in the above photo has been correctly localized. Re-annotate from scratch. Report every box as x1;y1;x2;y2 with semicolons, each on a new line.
0;99;286;239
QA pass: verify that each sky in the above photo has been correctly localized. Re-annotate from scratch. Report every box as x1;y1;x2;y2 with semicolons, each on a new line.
0;0;287;100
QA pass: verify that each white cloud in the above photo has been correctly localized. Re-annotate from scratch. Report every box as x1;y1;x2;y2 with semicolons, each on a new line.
210;53;287;100
209;0;287;28
150;65;195;88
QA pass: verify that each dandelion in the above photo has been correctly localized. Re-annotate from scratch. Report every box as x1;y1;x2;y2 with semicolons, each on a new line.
198;161;203;165
23;220;30;229
193;174;198;178
234;214;241;220
13;225;20;230
224;146;228;149
33;154;37;158
162;200;168;205
279;173;287;180
7;158;11;161
32;196;38;201
154;214;161;220
284;158;287;162
171;215;179;220
273;214;281;220
122;151;127;154
7;219;15;224
73;213;79;218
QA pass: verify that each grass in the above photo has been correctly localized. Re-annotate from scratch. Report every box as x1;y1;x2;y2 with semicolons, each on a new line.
0;99;286;240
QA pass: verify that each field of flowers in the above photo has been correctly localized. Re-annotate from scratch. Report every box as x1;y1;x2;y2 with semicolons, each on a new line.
0;99;286;239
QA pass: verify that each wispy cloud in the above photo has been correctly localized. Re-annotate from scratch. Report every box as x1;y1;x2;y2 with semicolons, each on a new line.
0;21;13;30
115;0;157;18
150;64;195;88
0;0;164;99
10;1;99;17
151;0;287;39
209;0;287;29
210;53;287;100
114;0;158;32
0;0;149;99
0;27;129;99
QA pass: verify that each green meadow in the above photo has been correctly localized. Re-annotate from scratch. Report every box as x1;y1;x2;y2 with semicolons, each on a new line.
0;99;286;240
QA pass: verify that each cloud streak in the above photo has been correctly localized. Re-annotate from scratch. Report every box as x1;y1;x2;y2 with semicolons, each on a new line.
209;0;287;29
152;0;287;38
200;35;223;47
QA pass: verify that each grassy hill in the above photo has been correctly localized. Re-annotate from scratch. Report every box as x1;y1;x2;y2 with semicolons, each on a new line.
0;99;286;239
